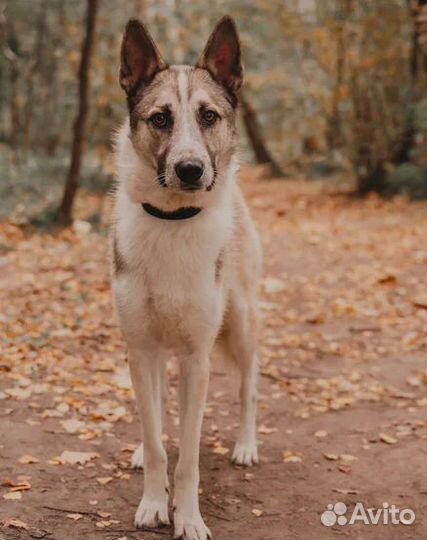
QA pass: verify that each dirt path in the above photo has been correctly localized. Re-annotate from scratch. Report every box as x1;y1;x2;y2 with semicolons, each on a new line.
1;173;426;540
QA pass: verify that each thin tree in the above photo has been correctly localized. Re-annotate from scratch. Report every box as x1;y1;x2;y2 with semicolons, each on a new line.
240;93;285;178
56;0;98;225
410;0;427;82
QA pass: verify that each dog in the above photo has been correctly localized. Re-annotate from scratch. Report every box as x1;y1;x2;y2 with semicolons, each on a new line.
111;16;262;540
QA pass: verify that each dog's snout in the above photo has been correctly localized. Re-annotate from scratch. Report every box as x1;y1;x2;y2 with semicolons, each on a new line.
175;160;204;186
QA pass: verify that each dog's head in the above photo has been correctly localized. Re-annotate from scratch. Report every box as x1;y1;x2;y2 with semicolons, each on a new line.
119;16;242;195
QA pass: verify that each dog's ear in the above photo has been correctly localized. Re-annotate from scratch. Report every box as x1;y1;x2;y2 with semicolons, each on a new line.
197;16;243;93
119;19;166;95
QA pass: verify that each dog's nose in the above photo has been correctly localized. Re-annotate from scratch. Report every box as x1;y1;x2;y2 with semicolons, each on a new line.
175;160;204;186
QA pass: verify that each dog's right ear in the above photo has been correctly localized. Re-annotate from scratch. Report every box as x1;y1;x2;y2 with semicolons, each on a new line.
119;19;166;95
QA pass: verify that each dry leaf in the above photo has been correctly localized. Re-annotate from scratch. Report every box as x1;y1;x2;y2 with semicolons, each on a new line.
17;455;39;464
61;418;86;434
97;511;111;518
66;513;83;521
2;480;31;492
213;446;229;456
284;455;302;463
96;477;113;485
1;518;29;529
379;433;397;445
340;454;357;462
323;453;338;461
283;451;302;463
332;488;359;495
251;508;263;517
406;376;421;388
263;277;286;294
56;451;99;465
314;430;327;438
96;520;112;528
3;492;22;500
258;424;278;435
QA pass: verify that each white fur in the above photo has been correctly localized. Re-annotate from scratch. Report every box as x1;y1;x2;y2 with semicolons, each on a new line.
112;85;261;540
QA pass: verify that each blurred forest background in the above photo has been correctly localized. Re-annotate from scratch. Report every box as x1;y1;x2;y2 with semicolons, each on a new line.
0;0;426;224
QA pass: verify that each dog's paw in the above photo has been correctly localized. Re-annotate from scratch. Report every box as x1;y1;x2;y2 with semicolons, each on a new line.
231;440;258;466
173;510;211;540
131;443;144;469
135;494;170;528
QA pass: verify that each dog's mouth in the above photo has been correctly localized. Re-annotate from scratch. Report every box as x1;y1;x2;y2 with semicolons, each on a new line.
157;176;216;193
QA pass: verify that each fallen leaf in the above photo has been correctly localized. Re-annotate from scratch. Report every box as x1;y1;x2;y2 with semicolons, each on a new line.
263;277;286;294
284;455;302;463
56;451;99;465
323;453;338;461
258;424;278;435
96;520;112;528
332;488;359;495
406;376;421;388
314;430;328;438
96;477;113;485
213;446;229;456
1;518;29;529
251;508;263;517
2;480;31;492
61;419;86;434
3;492;22;500
66;513;83;521
377;273;397;285
379;433;397;445
4;387;32;400
340;454;357;462
97;511;111;518
283;451;302;463
17;455;39;464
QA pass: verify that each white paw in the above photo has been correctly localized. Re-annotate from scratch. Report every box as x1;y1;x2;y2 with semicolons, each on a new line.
131;443;144;469
135;494;170;528
231;440;258;466
173;510;211;540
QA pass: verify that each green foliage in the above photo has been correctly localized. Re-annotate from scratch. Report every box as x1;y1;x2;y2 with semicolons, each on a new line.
387;164;427;199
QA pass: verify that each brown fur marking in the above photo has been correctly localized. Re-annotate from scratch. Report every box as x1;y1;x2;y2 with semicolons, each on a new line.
113;235;126;276
215;250;224;282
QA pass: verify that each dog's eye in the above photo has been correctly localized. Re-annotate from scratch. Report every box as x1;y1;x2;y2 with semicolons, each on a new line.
150;112;169;129
201;110;218;125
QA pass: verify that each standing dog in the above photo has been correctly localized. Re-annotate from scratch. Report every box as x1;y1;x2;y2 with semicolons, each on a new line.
112;16;262;540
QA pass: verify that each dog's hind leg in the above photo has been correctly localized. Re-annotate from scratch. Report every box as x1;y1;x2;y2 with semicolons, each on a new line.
131;359;168;469
225;297;259;466
128;343;170;528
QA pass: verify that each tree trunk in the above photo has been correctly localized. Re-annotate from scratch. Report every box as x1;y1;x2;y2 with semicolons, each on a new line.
56;0;98;226
240;94;285;178
23;1;47;157
408;0;427;84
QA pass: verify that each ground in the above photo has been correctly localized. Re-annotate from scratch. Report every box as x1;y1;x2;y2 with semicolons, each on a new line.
0;170;426;540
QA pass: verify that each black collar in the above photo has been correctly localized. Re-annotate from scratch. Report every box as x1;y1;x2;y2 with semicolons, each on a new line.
142;202;202;221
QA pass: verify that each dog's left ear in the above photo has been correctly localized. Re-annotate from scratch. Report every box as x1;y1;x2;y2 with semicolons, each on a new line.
197;16;243;93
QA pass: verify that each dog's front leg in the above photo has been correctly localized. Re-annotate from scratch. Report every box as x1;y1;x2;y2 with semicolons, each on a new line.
128;343;169;528
173;354;211;540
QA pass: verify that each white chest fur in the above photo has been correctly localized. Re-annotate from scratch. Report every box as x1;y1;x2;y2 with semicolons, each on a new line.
112;188;234;347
